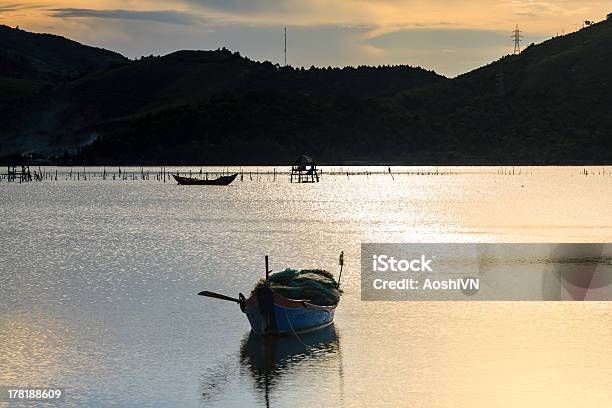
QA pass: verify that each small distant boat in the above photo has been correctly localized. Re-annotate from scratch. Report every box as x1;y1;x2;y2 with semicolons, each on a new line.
199;253;344;336
173;173;238;185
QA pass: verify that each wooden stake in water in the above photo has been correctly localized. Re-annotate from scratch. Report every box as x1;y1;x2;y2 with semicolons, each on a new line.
337;251;344;288
265;255;270;281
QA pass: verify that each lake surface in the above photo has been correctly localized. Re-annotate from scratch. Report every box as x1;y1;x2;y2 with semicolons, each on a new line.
1;166;611;407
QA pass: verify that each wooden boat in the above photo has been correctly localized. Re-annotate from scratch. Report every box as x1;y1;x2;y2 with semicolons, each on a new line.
173;173;238;185
198;253;344;336
240;286;337;335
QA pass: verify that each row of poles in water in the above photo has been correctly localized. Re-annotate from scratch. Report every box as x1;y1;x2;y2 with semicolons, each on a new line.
2;166;453;182
2;166;612;182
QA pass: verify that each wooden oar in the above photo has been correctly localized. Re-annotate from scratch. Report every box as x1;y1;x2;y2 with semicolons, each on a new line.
198;291;242;303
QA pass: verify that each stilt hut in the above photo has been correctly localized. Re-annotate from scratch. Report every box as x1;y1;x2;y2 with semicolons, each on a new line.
290;154;320;183
4;165;32;182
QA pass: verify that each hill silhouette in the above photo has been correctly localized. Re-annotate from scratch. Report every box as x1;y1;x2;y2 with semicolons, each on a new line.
1;18;611;164
0;25;126;101
0;28;443;158
399;17;612;162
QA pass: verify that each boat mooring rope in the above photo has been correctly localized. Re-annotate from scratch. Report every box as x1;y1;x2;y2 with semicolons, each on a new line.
283;307;315;350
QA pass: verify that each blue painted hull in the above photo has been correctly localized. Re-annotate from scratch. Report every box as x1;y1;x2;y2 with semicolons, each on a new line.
243;299;336;335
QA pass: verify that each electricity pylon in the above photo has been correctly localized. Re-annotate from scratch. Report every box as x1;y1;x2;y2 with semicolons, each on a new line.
512;25;523;55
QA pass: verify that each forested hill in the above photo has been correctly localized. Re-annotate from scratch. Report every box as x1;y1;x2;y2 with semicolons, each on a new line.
0;29;443;162
1;16;612;165
402;16;612;163
0;25;126;99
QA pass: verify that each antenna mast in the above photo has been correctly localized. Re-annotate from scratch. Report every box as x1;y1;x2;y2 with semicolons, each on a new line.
284;27;287;66
512;25;523;55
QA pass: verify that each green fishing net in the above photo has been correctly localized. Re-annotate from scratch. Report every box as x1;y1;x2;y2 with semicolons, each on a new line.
253;268;342;306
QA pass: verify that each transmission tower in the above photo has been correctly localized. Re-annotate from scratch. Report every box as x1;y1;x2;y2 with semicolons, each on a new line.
284;27;287;66
511;25;523;54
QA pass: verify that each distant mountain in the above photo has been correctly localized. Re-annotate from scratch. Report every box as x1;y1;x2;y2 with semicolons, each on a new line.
1;17;612;164
399;16;612;162
63;49;443;120
0;42;443;158
0;25;127;104
0;25;126;81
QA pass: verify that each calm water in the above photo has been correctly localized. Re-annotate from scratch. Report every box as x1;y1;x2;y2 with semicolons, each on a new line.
1;166;611;407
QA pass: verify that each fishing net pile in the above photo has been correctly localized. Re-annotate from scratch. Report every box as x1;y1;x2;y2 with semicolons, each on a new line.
254;268;342;306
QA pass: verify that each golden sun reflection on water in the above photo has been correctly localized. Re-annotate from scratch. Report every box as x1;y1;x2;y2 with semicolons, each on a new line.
0;314;68;384
0;311;108;387
335;301;612;408
1;166;612;407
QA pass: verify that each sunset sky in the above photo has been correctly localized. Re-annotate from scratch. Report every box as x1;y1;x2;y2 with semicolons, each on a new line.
1;1;610;76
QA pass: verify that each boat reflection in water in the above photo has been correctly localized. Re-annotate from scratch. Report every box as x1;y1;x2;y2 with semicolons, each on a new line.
240;324;341;407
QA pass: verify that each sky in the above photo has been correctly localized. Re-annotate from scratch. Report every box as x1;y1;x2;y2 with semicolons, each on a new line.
1;1;610;77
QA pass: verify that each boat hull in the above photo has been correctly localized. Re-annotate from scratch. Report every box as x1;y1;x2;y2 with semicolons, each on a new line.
242;291;336;336
173;173;238;185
